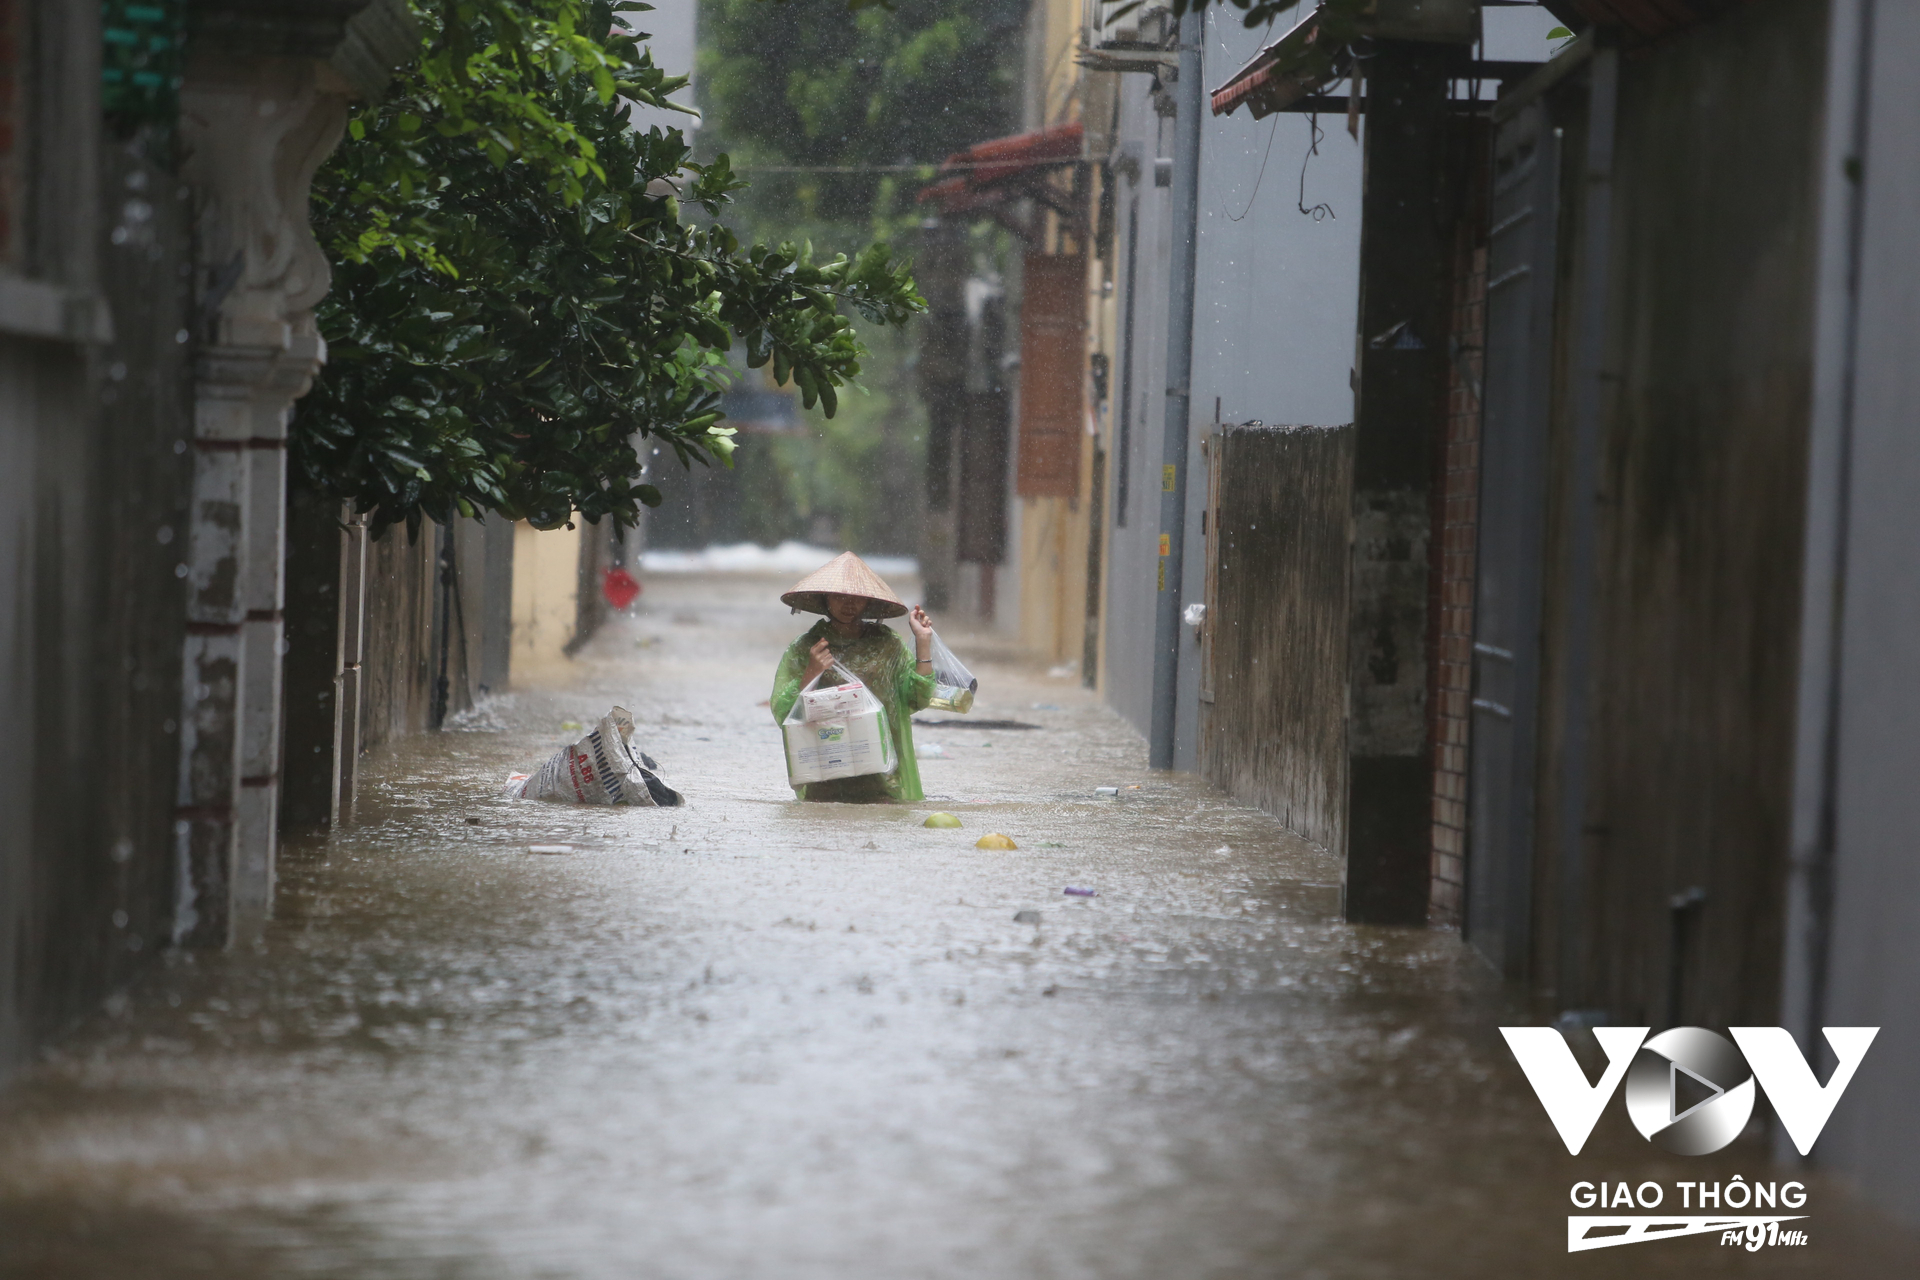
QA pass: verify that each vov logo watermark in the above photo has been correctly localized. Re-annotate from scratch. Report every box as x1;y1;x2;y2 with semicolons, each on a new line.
1500;1025;1878;1252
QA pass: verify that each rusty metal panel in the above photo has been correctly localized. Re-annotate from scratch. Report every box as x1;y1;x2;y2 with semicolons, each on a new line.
1538;0;1825;1029
1016;253;1086;499
1199;424;1354;855
1465;96;1561;979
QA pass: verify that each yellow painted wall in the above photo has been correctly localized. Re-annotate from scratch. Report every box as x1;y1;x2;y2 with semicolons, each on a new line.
1038;0;1083;126
1013;0;1099;667
510;520;582;683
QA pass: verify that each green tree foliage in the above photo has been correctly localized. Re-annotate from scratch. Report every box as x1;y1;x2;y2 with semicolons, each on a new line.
663;0;1020;556
697;0;1024;238
294;0;925;539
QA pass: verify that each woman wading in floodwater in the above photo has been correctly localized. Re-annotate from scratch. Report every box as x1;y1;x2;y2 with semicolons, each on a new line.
772;553;935;802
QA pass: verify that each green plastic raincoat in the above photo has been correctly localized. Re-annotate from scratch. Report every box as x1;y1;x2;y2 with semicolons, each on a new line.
772;618;934;802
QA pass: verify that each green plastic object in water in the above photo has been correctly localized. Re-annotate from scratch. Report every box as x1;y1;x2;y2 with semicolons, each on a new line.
923;812;962;828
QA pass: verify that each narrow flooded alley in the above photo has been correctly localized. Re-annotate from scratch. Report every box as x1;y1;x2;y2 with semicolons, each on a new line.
0;571;1912;1279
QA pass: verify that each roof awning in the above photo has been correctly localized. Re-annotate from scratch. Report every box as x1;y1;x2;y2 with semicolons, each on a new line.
1210;8;1343;119
916;121;1085;214
1556;0;1746;44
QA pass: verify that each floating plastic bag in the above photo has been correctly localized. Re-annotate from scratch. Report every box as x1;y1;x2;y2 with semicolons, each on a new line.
927;631;978;713
505;706;684;806
783;663;896;789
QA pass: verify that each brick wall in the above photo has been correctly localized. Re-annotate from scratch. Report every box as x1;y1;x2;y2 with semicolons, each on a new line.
1428;243;1485;926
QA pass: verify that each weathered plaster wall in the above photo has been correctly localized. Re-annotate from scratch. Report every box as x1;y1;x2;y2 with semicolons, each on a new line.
511;521;586;683
1101;10;1362;750
0;118;192;1074
90;135;196;986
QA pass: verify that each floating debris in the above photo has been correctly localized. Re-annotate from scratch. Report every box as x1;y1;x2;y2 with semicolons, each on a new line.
975;832;1017;850
529;845;574;855
1063;886;1096;897
1013;910;1041;924
923;812;963;829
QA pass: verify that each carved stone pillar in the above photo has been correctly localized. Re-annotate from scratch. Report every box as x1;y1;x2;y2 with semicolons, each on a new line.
171;0;413;945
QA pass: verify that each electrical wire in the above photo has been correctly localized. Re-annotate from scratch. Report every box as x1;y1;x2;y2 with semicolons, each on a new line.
1224;113;1281;222
1297;110;1334;221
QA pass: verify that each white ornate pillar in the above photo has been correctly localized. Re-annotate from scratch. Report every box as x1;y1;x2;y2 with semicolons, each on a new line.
173;56;350;946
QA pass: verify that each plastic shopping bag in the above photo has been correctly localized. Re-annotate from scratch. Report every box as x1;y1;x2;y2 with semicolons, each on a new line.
505;706;684;806
927;631;978;713
782;663;896;789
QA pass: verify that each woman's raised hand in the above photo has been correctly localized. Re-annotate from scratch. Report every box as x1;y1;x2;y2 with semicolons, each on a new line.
803;637;834;685
907;605;933;642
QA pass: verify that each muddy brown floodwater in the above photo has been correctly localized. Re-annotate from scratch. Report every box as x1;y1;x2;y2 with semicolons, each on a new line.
2;572;1916;1279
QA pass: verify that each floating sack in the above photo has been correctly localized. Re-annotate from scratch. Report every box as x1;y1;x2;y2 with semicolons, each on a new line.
923;812;962;828
927;631;979;713
506;707;684;806
975;832;1017;850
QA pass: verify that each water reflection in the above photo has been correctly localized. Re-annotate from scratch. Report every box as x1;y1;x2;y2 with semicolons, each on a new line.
2;574;1914;1278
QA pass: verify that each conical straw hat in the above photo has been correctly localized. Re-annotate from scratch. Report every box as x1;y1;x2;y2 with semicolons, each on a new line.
781;552;908;619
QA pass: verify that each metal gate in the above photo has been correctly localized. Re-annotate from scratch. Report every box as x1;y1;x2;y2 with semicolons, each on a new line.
1465;97;1561;978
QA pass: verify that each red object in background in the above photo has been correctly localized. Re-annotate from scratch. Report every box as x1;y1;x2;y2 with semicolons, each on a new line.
602;567;641;610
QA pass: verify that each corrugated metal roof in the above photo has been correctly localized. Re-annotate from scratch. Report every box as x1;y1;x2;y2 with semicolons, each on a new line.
916;122;1085;212
1209;8;1340;119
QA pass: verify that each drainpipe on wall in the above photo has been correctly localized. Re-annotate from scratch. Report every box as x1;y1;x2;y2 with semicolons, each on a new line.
1781;0;1876;1153
1553;41;1618;1001
1147;8;1203;770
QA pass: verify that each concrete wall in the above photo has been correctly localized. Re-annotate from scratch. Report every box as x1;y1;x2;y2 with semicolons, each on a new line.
624;0;696;137
1785;0;1920;1228
1200;425;1353;853
1100;9;1360;756
0;3;193;1076
1100;79;1173;736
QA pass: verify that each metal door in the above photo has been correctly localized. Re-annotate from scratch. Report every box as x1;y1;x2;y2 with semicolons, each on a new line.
1465;98;1560;978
